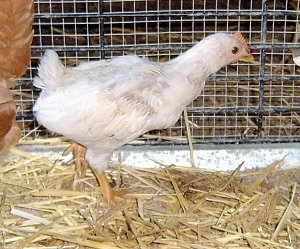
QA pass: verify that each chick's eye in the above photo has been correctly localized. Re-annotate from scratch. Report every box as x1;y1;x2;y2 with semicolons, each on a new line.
232;47;239;54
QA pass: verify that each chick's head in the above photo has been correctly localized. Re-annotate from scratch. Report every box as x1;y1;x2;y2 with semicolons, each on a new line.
219;32;255;64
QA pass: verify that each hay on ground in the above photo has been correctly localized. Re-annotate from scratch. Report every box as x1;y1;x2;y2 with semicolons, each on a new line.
0;142;299;249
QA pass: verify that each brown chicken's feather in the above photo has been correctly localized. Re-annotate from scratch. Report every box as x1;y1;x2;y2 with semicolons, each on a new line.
0;120;21;158
0;0;34;157
0;0;34;87
0;85;14;139
0;83;13;104
0;87;21;158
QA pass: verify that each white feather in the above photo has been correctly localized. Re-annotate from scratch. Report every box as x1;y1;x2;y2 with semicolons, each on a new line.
293;56;300;66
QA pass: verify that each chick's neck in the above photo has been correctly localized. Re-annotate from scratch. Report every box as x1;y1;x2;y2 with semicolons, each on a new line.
168;41;227;81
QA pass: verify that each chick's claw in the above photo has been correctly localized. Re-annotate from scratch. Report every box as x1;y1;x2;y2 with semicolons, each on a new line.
63;142;88;177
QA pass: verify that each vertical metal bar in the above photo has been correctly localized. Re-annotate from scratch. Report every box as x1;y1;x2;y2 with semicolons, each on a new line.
257;0;268;138
99;0;105;59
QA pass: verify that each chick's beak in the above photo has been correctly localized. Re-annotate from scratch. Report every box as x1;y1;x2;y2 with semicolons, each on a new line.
239;52;255;63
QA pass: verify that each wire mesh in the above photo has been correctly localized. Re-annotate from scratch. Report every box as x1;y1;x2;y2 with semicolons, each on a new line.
15;0;300;145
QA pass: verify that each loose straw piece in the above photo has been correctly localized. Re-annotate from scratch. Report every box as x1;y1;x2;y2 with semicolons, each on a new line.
183;109;196;168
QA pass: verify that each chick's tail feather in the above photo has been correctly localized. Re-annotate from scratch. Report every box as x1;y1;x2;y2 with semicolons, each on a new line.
33;50;65;90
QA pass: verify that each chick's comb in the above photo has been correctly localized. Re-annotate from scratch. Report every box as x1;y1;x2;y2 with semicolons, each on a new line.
233;32;250;52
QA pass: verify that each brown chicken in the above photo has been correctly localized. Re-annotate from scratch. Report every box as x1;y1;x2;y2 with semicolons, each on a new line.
33;32;254;204
0;0;34;158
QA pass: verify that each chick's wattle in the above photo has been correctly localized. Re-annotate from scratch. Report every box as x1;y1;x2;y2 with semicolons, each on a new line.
33;32;254;204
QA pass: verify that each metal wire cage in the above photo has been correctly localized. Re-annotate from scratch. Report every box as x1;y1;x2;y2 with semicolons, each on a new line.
15;0;300;145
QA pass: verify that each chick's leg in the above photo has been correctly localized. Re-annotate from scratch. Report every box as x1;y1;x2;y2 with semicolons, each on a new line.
94;171;124;205
63;142;88;177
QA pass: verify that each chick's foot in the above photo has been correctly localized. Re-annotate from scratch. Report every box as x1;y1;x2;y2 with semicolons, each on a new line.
63;142;88;177
95;171;124;205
